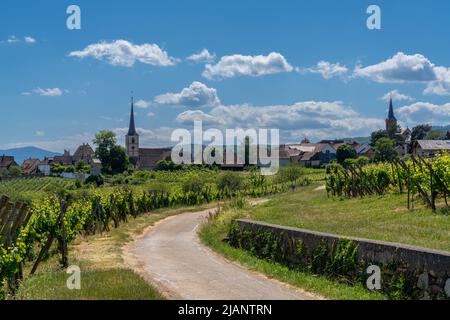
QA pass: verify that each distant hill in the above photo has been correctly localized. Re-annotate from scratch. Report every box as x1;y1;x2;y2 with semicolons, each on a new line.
0;147;60;164
433;125;450;133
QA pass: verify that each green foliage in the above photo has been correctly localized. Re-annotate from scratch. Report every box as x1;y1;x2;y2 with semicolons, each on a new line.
275;164;304;183
336;145;357;164
85;174;104;187
93;130;129;175
75;160;90;174
156;160;182;171
217;172;243;192
370;129;389;147
374;138;398;162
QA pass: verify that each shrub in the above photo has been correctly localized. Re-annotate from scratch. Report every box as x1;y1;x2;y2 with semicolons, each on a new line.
217;172;243;192
276;164;304;183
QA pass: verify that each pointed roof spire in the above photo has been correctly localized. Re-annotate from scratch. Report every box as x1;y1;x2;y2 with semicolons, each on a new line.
388;95;397;121
128;94;138;136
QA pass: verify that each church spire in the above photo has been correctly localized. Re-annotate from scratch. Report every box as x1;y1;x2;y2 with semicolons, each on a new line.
388;96;396;121
128;96;138;136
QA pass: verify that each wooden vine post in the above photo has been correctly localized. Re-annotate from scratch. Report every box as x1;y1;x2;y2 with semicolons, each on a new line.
0;196;31;293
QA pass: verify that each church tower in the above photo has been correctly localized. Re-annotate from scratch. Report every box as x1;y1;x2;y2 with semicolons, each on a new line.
126;97;139;166
386;96;398;137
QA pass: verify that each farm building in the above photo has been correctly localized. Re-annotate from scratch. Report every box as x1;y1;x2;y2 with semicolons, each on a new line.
412;140;450;157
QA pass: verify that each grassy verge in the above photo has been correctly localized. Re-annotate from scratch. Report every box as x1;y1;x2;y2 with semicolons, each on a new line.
15;269;163;300
199;205;386;300
15;204;213;300
249;185;450;251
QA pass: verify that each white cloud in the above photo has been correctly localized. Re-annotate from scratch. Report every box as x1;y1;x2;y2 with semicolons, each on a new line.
203;52;294;80
147;112;155;117
397;102;450;126
24;36;36;44
300;61;348;79
187;49;215;63
5;35;36;44
7;35;19;43
22;87;64;97
353;52;437;83
380;90;414;102
155;81;221;108
134;99;151;109
35;131;45;137
176;110;225;125
176;101;383;141
69;40;178;67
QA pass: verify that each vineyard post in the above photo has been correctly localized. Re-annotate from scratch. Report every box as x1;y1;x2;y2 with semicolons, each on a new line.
59;201;68;268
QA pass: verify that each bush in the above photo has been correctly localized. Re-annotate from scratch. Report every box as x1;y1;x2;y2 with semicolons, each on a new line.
217;172;243;192
276;164;304;183
85;174;104;187
182;173;205;193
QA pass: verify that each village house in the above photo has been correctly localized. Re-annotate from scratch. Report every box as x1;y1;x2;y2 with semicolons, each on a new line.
38;157;53;176
0;155;18;173
21;158;40;175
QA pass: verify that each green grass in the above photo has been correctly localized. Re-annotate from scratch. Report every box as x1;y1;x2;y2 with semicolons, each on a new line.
249;185;450;251
199;208;385;300
15;268;164;300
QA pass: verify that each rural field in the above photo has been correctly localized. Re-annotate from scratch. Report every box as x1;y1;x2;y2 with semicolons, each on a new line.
1;157;449;300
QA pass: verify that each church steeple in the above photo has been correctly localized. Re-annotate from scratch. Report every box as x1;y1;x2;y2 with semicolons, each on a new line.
386;95;398;137
126;95;139;166
387;96;397;121
128;96;138;136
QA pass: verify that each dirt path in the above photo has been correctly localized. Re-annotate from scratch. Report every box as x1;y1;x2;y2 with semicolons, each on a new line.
124;205;318;300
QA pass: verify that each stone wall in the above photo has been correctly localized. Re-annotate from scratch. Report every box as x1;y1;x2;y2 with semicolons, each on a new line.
234;219;450;299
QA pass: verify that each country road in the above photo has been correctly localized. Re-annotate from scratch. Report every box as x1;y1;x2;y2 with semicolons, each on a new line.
125;208;317;300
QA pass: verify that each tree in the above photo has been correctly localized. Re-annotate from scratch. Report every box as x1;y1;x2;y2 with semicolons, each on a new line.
93;131;129;175
336;145;357;164
109;145;129;175
370;129;388;147
411;124;432;144
6;165;22;177
75;160;90;173
374;138;398;162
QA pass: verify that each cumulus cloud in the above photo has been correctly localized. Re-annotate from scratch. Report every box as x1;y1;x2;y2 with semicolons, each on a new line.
35;131;45;137
69;40;178;67
380;90;414;102
22;87;64;97
299;61;348;79
24;36;36;44
187;49;216;63
134;99;151;109
155;81;221;108
202;52;294;80
176;101;383;141
353;52;437;83
397;102;450;126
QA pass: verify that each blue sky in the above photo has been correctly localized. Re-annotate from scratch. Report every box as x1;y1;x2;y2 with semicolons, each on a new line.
1;0;450;152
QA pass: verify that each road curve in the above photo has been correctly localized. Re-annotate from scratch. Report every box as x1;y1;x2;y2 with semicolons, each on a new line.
125;208;317;300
